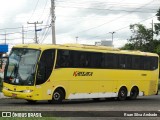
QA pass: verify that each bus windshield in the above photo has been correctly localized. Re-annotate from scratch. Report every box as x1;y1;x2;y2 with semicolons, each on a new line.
4;48;40;86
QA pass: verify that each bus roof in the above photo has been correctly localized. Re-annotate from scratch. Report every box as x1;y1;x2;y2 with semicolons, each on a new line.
13;44;159;57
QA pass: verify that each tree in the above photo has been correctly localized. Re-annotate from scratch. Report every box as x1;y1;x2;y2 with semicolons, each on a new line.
120;43;134;50
122;24;153;51
156;44;160;55
121;8;160;54
155;9;160;35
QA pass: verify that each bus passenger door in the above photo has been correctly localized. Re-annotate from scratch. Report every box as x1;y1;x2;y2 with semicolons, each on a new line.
35;49;55;100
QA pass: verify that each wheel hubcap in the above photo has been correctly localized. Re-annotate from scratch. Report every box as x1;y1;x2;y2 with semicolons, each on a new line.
54;92;60;100
121;90;125;97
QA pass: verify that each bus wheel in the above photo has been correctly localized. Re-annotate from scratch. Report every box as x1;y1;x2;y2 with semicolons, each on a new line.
117;87;127;101
49;89;64;104
26;100;37;104
129;87;139;100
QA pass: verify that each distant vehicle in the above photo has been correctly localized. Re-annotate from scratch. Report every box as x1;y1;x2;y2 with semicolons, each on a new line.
2;44;159;103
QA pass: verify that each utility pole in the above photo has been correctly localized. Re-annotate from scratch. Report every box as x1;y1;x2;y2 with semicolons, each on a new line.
27;21;43;44
22;26;24;44
51;0;56;44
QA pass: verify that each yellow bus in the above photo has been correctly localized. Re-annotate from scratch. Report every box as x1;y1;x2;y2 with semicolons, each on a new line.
2;44;159;103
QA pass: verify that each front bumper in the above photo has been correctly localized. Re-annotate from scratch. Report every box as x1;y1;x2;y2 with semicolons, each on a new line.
2;89;34;100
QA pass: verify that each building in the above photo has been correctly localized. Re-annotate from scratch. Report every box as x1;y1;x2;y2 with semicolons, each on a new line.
95;40;113;47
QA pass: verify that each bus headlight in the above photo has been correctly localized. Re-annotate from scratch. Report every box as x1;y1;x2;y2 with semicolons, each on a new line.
23;90;33;93
3;86;9;90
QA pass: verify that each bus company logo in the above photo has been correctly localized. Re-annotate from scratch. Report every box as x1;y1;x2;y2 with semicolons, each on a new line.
73;71;93;77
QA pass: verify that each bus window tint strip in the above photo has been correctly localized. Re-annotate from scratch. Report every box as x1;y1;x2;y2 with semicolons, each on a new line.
55;49;158;71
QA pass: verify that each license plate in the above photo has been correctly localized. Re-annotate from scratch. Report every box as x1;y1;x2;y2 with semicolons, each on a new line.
12;93;17;97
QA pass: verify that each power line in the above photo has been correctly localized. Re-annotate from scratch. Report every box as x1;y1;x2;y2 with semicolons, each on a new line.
0;32;22;35
90;15;157;39
0;25;50;41
75;0;155;35
40;14;51;43
40;26;51;43
0;25;49;31
0;27;22;31
0;25;51;44
56;5;157;13
28;0;40;22
38;0;49;20
55;0;159;6
0;29;35;35
0;8;50;20
55;0;160;11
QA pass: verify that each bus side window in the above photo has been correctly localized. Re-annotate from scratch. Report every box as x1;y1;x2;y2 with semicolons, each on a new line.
119;55;125;69
79;54;87;67
151;57;158;70
125;55;132;69
143;57;151;70
90;52;101;68
36;49;55;85
118;55;132;69
56;50;71;68
79;52;91;68
132;56;140;70
71;51;79;68
103;53;118;69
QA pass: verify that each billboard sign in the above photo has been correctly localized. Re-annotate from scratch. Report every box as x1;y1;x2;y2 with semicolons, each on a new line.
0;44;8;52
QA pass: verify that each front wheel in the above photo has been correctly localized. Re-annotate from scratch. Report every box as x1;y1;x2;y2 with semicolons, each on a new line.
48;89;65;104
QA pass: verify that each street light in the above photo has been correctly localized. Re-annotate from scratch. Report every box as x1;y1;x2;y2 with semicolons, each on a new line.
109;32;116;42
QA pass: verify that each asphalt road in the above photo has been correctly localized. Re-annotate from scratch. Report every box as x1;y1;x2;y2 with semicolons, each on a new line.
0;95;160;120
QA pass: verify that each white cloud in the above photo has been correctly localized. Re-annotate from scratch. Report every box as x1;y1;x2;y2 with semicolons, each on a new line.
0;0;160;48
0;0;26;16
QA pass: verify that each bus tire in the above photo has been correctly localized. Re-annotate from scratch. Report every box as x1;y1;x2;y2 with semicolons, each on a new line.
49;89;65;104
129;86;139;100
26;100;37;104
117;87;127;101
